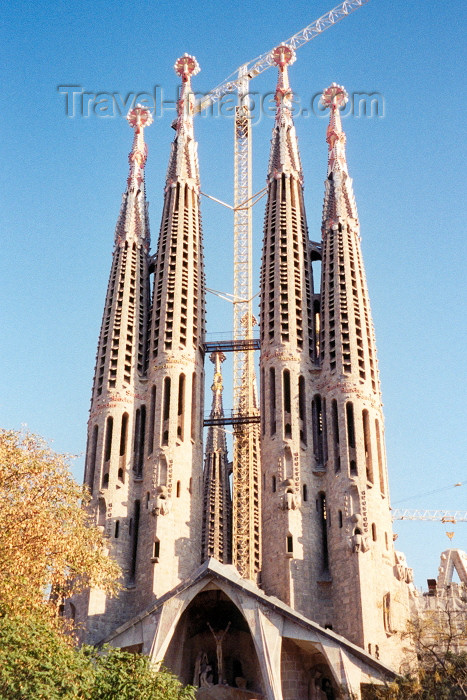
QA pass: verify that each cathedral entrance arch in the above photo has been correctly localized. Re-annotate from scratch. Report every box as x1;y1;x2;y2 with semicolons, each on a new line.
164;588;265;698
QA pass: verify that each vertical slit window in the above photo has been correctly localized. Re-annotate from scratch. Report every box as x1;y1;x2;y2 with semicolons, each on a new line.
376;418;385;495
191;372;197;440
119;413;128;457
148;386;156;455
286;533;293;556
346;402;355;448
130;500;140;582
332;399;340;473
283;369;291;413
269;367;276;435
312;395;325;467
283;369;291;438
363;409;373;483
346;401;357;475
87;425;98;492
162;377;171;446
319;492;329;572
104;416;113;462
298;375;307;444
177;373;185;441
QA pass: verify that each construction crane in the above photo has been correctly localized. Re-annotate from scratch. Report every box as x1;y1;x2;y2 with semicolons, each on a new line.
197;0;370;580
392;509;467;523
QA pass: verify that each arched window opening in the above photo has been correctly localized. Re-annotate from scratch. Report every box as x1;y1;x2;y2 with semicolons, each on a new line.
376;418;386;495
114;520;120;538
269;367;276;435
312;394;326;467
318;492;329;572
331;400;340;473
148;386;156;455
346;402;357;475
130;501;140;582
283;369;291;412
133;404;146;477
313;297;321;362
119;413;128;457
102;472;109;488
104;416;113;462
177;373;185;441
363;409;373;483
162;377;171;446
87;424;98;493
117;467;124;482
298;375;307;444
346;402;355;448
133;408;140;465
191;372;197;440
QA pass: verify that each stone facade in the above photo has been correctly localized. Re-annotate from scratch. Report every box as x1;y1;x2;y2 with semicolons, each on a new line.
74;54;416;696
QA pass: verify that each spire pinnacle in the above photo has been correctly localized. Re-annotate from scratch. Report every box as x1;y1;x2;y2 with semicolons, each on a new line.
166;54;201;187
174;54;200;134
206;352;227;451
321;83;349;177
321;83;358;223
267;45;302;181
272;45;296;126
210;351;226;393
126;105;153;191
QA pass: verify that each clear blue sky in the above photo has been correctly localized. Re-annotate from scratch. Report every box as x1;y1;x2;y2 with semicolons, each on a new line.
1;0;466;588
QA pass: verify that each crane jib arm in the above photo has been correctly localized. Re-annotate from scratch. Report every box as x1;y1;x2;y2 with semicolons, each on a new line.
193;0;370;115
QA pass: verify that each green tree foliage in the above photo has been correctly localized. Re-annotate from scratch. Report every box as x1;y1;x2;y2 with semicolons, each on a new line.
89;647;196;700
0;429;196;698
0;429;120;611
0;608;196;699
0;607;94;699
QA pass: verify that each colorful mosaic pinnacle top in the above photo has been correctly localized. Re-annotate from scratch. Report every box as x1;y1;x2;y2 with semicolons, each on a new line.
174;53;200;82
271;44;296;70
127;104;153;132
321;83;348;110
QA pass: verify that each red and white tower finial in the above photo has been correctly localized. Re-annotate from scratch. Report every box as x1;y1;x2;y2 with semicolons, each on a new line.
271;45;296;121
126;104;153;189
174;53;200;132
321;83;349;176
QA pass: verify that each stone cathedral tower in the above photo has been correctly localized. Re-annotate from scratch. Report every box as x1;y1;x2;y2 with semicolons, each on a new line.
75;50;414;697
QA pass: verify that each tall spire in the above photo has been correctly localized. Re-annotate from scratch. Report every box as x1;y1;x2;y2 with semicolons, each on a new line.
114;105;152;250
267;45;302;182
78;106;153;643
259;48;318;619
321;84;358;225
202;353;232;564
166;53;200;187
144;54;205;601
